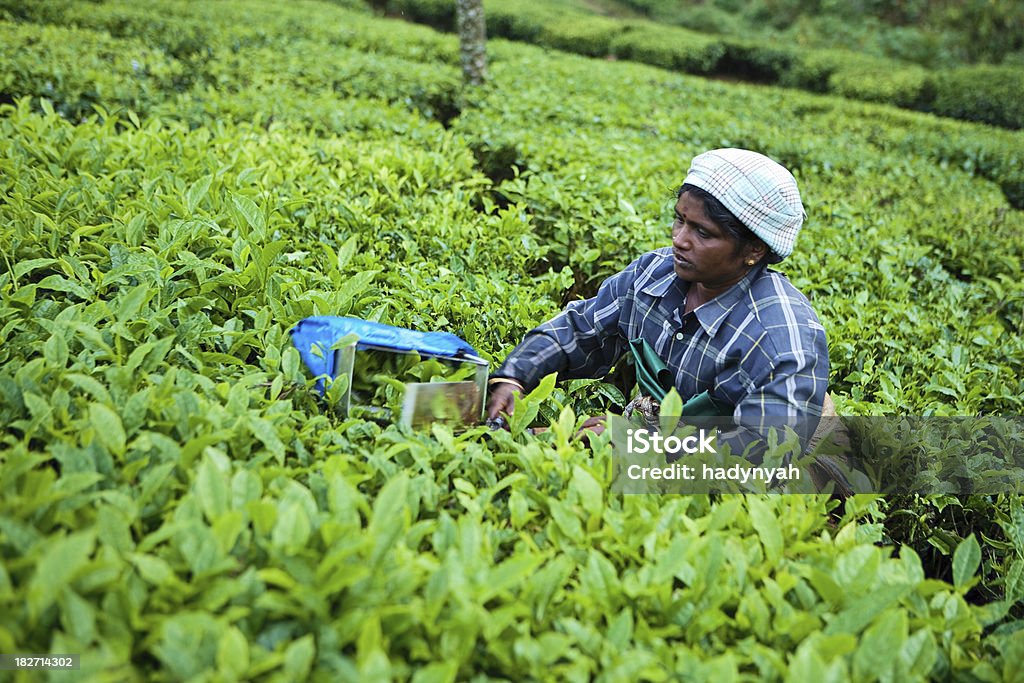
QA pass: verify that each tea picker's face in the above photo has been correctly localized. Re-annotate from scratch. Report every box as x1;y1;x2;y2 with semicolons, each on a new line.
671;192;758;291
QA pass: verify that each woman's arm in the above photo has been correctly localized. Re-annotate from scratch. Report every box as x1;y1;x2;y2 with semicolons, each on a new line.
487;259;644;416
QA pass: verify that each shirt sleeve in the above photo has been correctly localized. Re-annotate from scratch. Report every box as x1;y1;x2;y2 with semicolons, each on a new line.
494;261;638;390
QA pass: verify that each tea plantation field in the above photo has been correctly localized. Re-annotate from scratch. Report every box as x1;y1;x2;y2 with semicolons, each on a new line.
2;0;1024;680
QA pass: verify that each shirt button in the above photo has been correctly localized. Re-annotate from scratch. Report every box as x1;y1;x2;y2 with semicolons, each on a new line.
675;332;685;341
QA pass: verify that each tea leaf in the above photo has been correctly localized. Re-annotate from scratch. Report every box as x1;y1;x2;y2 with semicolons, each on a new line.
217;626;250;679
953;534;981;590
411;662;458;683
28;531;95;619
283;634;315;680
232;194;265;233
368;474;409;564
130;553;177;587
187;174;213;213
90;402;126;456
570;465;603;520
195;454;230;522
272;501;312;552
748;497;783;564
43;331;68;368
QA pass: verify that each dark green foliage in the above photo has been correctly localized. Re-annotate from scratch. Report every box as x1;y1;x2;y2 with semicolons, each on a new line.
537;16;622;58
483;0;559;43
715;40;795;82
778;49;893;93
827;63;932;109
934;0;1024;65
610;23;724;73
611;0;1024;67
883;494;1024;618
0;22;185;119
0;0;78;23
385;0;454;30
929;65;1024;130
393;0;1024;135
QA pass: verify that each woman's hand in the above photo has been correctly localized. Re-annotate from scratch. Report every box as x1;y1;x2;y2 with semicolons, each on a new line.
486;378;524;421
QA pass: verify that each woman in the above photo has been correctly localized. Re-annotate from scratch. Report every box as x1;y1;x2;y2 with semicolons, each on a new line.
486;148;830;440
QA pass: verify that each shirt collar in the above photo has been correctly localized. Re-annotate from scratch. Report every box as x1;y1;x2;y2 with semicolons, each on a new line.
691;263;767;336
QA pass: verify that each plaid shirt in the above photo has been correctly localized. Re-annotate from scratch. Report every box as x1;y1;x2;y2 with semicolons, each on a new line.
496;248;829;421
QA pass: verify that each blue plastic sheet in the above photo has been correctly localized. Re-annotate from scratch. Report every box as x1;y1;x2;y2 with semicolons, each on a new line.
289;316;482;392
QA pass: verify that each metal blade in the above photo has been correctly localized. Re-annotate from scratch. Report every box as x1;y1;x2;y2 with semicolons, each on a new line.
400;381;482;429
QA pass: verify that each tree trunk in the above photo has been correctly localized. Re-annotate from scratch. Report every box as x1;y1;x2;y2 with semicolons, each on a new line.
455;0;487;86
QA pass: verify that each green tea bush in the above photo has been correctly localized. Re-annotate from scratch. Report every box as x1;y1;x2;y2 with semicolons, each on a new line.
20;0;456;68
483;0;567;44
716;40;796;83
802;101;1024;210
774;49;888;92
393;0;1024;134
0;21;185;119
385;0;454;31
601;0;1024;68
929;64;1024;130
776;48;853;92
661;2;744;35
827;63;932;109
199;40;462;124
610;24;725;73
537;15;622;58
57;2;217;65
0;0;464;126
0;0;77;23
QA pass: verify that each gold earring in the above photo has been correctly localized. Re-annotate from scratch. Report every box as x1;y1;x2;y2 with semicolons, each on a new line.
746;259;756;266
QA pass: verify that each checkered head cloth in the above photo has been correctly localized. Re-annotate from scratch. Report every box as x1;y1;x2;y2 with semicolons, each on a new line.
683;148;806;262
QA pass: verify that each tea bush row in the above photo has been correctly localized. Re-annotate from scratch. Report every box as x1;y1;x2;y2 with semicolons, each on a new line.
6;0;1021;208
0;4;463;125
384;0;1024;131
612;0;1024;68
0;21;186;120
